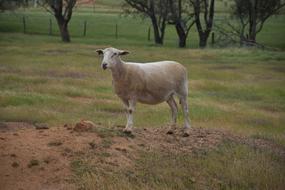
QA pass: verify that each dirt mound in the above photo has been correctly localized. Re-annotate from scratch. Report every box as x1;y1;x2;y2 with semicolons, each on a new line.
0;122;284;190
73;120;97;132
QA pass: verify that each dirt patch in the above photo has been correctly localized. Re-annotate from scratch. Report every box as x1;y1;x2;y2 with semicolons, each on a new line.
0;122;284;190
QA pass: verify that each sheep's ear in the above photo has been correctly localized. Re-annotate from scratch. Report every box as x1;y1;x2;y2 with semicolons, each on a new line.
119;50;129;56
96;49;103;55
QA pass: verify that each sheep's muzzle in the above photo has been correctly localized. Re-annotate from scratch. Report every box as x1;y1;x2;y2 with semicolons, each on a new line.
102;63;107;70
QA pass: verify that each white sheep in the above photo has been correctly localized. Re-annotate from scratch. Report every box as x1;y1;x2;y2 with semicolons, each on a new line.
96;47;191;136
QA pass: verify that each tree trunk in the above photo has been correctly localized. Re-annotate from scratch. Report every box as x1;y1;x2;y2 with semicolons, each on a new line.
175;23;187;48
199;32;210;48
56;17;70;42
150;15;163;45
248;0;257;44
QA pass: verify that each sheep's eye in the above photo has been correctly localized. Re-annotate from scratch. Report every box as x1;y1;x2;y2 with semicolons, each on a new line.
111;53;117;58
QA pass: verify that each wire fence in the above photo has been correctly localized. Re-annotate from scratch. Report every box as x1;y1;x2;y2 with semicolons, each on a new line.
0;12;284;48
0;13;153;41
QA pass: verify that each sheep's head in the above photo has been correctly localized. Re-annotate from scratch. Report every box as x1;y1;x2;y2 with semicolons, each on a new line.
96;47;129;70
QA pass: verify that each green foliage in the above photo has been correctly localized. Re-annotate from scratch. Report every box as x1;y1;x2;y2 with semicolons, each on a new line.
0;0;25;11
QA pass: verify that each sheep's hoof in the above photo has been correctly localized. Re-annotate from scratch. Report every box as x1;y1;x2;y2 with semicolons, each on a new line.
182;128;191;137
123;128;132;134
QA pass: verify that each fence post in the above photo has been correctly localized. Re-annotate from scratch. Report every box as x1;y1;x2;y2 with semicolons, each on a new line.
49;18;52;35
115;24;118;39
211;32;215;45
22;16;26;34
83;20;87;36
147;26;151;41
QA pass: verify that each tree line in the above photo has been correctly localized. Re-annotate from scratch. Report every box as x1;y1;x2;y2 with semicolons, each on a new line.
1;0;285;48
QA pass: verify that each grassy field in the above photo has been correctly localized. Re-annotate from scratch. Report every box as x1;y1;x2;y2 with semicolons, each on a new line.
0;2;285;189
1;32;284;144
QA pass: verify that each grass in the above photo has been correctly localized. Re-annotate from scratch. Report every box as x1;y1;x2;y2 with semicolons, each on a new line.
0;32;284;145
71;142;285;190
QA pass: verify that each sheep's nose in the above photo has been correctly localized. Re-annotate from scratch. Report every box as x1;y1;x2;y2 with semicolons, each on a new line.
102;63;107;70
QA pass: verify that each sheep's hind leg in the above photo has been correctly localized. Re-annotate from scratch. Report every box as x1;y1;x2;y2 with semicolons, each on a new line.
166;95;178;134
179;96;191;137
123;99;136;134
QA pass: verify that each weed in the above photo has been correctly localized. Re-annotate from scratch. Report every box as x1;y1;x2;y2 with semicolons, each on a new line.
28;159;39;168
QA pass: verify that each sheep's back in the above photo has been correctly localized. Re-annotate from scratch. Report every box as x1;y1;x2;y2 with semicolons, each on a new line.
126;61;187;93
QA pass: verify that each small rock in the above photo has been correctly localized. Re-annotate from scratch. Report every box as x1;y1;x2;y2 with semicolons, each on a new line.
34;123;49;130
13;133;19;136
10;153;17;158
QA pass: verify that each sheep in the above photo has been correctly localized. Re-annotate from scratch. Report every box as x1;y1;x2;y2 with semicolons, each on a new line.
96;47;191;136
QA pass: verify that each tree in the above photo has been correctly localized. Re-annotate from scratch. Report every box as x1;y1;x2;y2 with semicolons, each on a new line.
40;0;77;42
190;0;215;48
168;0;195;48
124;0;169;45
232;0;285;45
0;0;25;11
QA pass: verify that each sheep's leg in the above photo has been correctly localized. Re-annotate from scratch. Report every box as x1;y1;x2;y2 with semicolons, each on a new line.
166;95;178;134
180;96;191;137
123;99;136;134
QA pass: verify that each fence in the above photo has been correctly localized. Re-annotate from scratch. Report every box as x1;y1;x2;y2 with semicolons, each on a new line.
0;12;284;48
0;13;154;41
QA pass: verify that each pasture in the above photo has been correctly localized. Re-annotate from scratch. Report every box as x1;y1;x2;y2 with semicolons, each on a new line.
0;1;285;189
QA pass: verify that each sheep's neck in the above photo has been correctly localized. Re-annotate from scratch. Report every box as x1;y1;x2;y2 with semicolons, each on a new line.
110;61;126;82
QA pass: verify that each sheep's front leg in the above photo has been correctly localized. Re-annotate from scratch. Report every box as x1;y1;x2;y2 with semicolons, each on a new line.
123;99;136;134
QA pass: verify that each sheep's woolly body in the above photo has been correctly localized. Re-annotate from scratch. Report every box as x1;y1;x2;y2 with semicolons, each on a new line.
112;61;188;105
